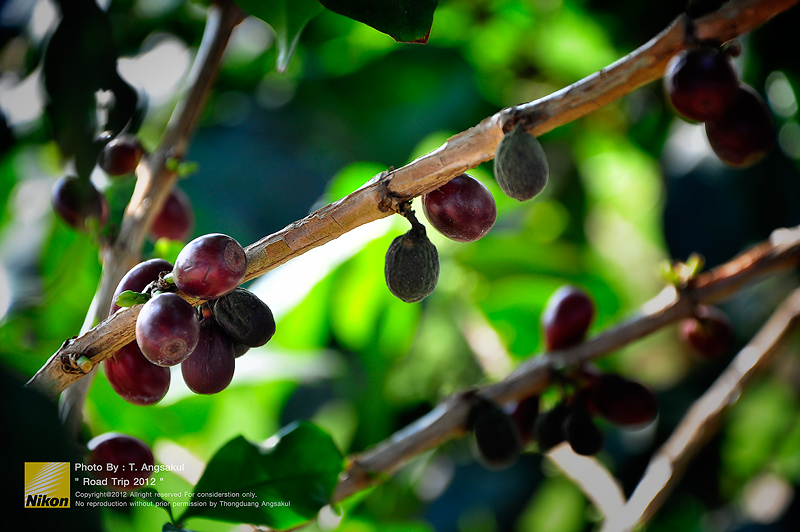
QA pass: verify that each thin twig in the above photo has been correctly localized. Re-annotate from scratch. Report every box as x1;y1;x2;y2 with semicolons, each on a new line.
600;287;800;531
329;225;800;502
56;1;244;432
548;445;627;520
25;0;797;402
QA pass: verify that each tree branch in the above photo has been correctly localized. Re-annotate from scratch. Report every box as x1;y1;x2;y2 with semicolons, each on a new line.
55;0;244;433
600;286;800;531
26;0;796;402
329;225;800;502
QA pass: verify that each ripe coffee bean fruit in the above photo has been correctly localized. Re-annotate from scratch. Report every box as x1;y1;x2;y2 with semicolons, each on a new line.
563;396;604;456
109;258;173;315
468;397;523;470
679;305;735;358
542;285;595;351
87;433;154;490
180;317;236;395
136;292;200;366
664;46;738;122
150;187;194;241
212;287;275;348
422;173;497;242
103;342;170;406
586;373;658;426
534;401;570;452
494;122;549;201
508;394;540;444
97;134;144;176
51;175;109;232
385;218;439;303
173;233;247;300
705;84;775;167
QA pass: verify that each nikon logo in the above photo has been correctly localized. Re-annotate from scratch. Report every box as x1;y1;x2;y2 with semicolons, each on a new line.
24;462;70;508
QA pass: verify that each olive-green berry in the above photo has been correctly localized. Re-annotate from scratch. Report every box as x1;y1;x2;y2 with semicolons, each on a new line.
384;223;439;303
494;122;549;201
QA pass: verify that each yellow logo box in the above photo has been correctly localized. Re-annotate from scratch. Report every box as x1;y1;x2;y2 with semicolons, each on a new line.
24;462;70;508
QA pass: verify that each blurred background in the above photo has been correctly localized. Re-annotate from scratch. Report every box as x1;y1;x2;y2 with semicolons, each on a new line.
1;0;800;531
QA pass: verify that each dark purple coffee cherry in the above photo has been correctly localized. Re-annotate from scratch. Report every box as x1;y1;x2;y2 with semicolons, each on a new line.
135;292;200;367
679;305;735;358
98;134;144;176
563;395;604;456
173;233;247;300
103;342;170;406
109;258;173;316
542;285;595;351
664;46;739;122
150;187;194;241
51;175;109;232
534;401;570;452
705;84;775;167
468;397;523;470
586;373;658;427
180;317;236;395
87;433;154;491
508;394;540;444
422;173;497;242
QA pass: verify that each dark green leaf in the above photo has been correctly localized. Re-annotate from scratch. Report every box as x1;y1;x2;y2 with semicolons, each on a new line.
162;524;197;532
134;488;175;523
236;0;324;72
43;0;139;176
318;0;438;43
179;422;343;530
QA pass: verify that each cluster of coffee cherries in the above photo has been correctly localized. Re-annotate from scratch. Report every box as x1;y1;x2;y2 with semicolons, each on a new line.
384;173;497;303
50;133;194;240
467;285;659;469
105;233;275;404
664;43;775;167
85;432;155;491
384;111;553;304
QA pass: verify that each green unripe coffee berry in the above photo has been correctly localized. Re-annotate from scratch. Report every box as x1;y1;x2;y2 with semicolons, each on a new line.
384;212;439;303
494;122;549;201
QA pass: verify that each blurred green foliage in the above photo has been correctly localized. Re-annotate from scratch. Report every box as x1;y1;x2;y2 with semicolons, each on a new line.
1;0;800;531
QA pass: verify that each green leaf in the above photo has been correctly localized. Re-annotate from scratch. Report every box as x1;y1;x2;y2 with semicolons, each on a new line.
236;0;324;72
162;524;196;532
134;488;175;523
114;290;151;308
43;0;139;176
178;422;343;530
319;0;438;43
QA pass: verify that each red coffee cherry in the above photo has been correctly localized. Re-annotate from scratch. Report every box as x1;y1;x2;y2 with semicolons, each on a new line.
664;46;738;122
705;84;775;167
422;173;497;242
98;134;144;176
542;285;595;351
679;305;735;358
86;433;154;491
173;233;247;300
